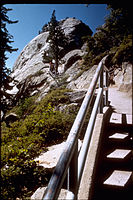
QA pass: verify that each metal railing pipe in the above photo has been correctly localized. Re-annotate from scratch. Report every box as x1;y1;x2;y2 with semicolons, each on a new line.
99;68;103;113
43;60;104;200
68;140;78;198
104;71;109;106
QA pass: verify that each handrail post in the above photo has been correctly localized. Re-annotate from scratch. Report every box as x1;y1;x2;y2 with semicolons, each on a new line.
67;140;78;200
99;66;103;113
104;70;108;106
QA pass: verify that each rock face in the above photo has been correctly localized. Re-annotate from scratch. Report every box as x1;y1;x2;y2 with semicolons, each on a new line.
66;65;97;90
34;140;82;172
62;49;85;71
9;18;92;101
7;17;132;104
59;17;92;50
12;32;51;88
113;62;132;97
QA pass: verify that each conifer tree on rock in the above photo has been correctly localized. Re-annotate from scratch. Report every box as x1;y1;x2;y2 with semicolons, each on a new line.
47;10;67;74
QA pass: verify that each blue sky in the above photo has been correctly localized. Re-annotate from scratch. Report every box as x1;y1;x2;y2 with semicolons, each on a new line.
5;4;110;70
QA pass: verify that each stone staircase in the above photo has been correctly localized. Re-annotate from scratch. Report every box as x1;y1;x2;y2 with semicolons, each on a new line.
91;112;133;200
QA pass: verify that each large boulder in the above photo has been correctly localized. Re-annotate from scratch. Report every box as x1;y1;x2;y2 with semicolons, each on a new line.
113;62;132;96
60;17;92;50
34;140;82;172
12;17;92;82
9;18;92;101
12;32;49;80
55;103;78;114
67;65;97;90
65;90;87;103
62;49;85;71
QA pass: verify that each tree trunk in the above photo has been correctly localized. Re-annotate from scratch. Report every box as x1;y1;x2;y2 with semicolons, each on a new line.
55;58;58;74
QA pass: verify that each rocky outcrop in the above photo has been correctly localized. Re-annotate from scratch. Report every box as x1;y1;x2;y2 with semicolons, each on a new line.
66;65;97;90
34;142;66;172
62;49;84;71
55;103;78;114
7;17;132;105
8;18;92;102
60;17;92;51
12;32;49;79
65;90;87;103
111;62;132;97
34;140;82;172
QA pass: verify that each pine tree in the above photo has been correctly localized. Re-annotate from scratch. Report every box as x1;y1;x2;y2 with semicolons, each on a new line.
47;10;67;74
0;5;18;119
84;4;132;67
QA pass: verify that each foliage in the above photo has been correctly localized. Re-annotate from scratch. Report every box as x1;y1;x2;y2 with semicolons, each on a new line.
106;3;132;37
83;4;132;68
0;5;18;116
39;23;49;34
111;34;133;64
1;88;77;199
46;10;68;73
11;96;36;118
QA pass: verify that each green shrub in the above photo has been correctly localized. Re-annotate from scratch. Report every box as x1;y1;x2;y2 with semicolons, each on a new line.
1;88;77;199
9;96;36;119
1;154;45;199
111;35;133;64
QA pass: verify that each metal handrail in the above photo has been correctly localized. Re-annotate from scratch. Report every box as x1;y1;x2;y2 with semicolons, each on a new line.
43;58;109;200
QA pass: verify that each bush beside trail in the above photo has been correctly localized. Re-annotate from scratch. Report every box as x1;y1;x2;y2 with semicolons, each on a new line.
1;88;77;199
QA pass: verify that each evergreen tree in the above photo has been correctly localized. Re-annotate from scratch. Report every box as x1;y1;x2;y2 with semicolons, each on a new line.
0;5;18;119
84;4;132;67
47;10;67;73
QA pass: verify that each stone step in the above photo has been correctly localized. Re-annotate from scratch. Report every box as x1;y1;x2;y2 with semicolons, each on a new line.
110;113;121;124
110;113;132;125
107;149;132;160
108;132;133;149
103;170;132;188
109;132;129;140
